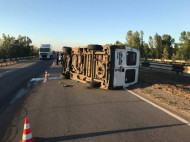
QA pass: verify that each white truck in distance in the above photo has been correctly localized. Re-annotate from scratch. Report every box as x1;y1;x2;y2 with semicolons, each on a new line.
39;44;53;59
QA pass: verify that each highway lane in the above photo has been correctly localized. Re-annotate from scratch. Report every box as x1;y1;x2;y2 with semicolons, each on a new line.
0;59;53;108
1;66;189;142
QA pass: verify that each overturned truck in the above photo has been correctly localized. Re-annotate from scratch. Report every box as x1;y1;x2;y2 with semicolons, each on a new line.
62;45;140;89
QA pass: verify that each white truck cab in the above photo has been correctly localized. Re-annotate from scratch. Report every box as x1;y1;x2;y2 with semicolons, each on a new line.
39;44;52;60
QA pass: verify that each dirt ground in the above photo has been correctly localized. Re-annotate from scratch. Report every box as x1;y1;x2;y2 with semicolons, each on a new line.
130;68;190;118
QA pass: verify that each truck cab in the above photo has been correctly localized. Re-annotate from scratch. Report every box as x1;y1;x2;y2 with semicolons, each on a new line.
39;44;52;60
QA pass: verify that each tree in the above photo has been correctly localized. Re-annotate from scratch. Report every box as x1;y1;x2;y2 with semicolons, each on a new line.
162;47;169;59
0;33;35;59
115;41;124;46
0;34;15;59
125;30;141;53
132;31;141;50
173;43;179;55
154;33;162;59
179;31;190;60
31;45;39;56
140;30;144;57
143;43;149;59
148;36;156;58
126;30;133;47
162;34;175;59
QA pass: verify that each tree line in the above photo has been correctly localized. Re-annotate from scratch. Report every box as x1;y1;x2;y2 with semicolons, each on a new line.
115;30;190;60
0;34;39;60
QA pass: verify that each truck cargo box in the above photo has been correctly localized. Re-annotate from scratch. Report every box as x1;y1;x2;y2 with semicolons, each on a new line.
62;45;140;89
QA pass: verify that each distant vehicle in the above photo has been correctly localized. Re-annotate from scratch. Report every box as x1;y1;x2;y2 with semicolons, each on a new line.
58;52;62;61
62;45;140;89
39;44;53;59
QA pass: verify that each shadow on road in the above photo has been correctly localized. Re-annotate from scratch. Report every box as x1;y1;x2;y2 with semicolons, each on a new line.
35;123;188;141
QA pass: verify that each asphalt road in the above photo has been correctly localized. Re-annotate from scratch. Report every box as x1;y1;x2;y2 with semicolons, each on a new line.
0;59;53;107
0;61;190;142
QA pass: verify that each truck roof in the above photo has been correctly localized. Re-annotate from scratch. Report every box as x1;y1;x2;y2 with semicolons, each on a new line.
40;44;51;48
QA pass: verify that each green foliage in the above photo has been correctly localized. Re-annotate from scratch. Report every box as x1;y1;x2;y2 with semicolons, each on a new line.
171;53;176;62
115;41;124;46
30;45;39;56
52;50;56;54
125;30;144;57
124;30;190;60
162;34;175;59
148;36;156;58
154;33;162;59
143;43;149;59
162;47;169;59
0;34;37;59
139;30;144;58
125;30;133;47
179;31;190;60
126;30;140;50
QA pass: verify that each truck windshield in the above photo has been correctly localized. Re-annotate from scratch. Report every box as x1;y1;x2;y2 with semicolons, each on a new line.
40;48;50;52
126;51;136;66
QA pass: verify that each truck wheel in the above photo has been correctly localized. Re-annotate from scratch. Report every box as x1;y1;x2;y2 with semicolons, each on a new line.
61;74;67;79
87;45;103;51
61;72;70;79
87;81;101;88
65;71;70;79
63;47;72;54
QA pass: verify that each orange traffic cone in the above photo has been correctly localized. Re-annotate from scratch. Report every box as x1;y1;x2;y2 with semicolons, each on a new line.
45;70;48;80
19;118;37;142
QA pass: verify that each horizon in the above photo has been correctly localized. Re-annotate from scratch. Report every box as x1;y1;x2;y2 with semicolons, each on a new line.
0;0;190;51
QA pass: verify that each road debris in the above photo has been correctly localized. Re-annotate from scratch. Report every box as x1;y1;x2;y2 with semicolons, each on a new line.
63;84;73;87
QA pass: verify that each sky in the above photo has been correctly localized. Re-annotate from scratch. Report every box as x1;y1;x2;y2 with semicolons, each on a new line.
0;0;190;51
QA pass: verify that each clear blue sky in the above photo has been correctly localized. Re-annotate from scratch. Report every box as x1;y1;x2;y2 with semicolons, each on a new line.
0;0;190;51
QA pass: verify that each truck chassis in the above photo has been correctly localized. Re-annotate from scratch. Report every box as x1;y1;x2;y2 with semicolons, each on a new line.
62;45;140;89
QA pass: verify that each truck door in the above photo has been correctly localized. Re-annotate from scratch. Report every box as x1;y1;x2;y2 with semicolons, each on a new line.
125;51;137;83
113;49;125;87
113;48;139;88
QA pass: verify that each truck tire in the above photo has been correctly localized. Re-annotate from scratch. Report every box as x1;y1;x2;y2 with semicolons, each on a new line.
61;72;70;79
61;74;67;79
87;45;103;51
86;81;101;88
65;71;70;79
63;47;72;54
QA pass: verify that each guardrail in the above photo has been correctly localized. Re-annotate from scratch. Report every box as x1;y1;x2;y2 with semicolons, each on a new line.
0;56;35;67
141;61;190;81
141;58;190;65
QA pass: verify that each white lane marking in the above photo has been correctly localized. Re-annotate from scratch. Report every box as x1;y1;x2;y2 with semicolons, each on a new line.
10;88;29;104
5;70;12;73
31;78;44;81
43;77;62;83
10;76;62;104
10;78;42;104
124;88;190;127
43;79;47;83
48;77;62;80
0;70;14;77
